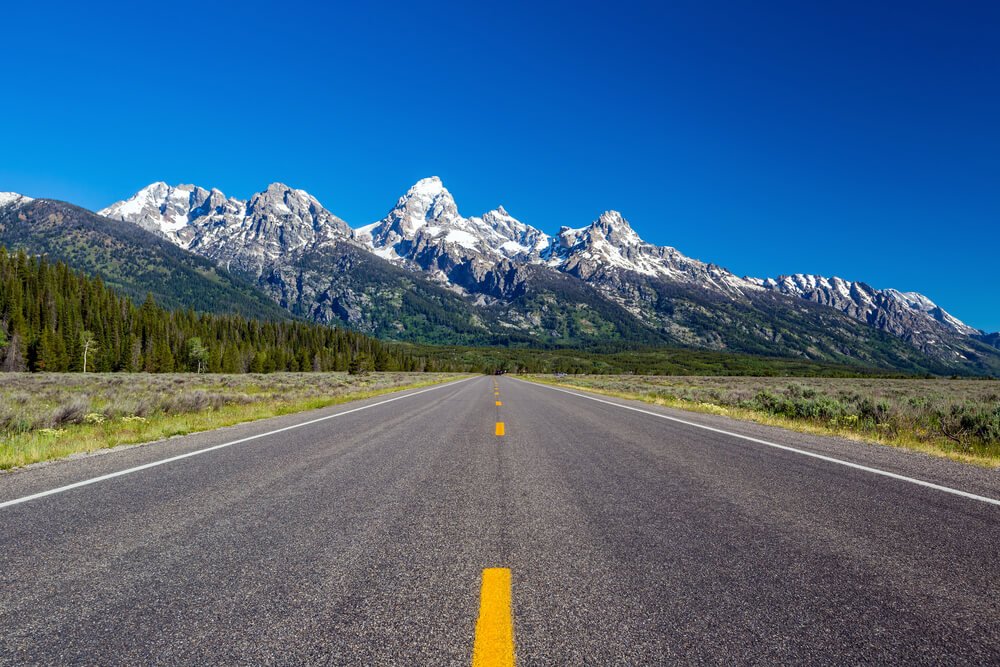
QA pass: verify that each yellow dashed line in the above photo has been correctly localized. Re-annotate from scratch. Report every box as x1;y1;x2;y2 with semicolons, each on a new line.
496;401;502;406
472;568;515;667
495;422;505;436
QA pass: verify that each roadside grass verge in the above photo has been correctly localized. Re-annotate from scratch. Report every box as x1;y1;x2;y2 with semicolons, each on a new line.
521;374;1000;467
0;372;468;470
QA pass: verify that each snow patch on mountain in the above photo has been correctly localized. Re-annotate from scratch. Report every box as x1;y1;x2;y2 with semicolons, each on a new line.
358;177;551;265
101;182;353;276
749;273;980;342
101;175;988;364
0;192;34;209
545;210;759;298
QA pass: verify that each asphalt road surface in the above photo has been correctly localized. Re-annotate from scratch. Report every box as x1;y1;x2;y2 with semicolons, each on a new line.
2;376;999;665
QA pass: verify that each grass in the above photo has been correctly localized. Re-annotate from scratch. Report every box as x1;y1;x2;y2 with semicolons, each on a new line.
522;374;1000;467
0;372;468;470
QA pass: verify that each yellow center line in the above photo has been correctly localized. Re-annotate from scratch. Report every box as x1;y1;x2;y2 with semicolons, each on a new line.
472;568;515;667
495;422;505;436
496;401;502;406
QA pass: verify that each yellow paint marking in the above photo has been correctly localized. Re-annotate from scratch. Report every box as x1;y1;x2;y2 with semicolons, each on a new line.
496;401;502;406
495;422;505;436
472;568;515;667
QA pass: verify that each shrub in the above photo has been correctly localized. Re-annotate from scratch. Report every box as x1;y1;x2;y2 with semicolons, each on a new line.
937;403;1000;450
50;397;90;426
162;391;211;414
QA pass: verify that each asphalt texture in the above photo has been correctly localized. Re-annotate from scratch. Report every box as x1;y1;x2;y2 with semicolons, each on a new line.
1;375;999;665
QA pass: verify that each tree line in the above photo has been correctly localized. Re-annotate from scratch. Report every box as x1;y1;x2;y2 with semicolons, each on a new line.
0;248;452;373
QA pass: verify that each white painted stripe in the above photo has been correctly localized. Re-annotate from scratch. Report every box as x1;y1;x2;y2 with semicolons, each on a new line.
0;378;474;510
520;379;1000;507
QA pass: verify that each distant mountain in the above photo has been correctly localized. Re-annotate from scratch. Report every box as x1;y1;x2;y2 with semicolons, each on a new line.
534;209;998;373
100;180;656;347
100;182;354;278
351;179;995;374
356;176;550;266
93;177;1000;375
0;193;288;320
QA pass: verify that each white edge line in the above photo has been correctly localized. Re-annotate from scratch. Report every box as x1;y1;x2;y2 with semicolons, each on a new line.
0;377;475;510
517;378;1000;508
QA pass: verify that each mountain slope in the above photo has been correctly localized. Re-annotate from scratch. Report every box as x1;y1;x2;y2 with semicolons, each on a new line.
0;248;423;374
0;195;289;320
99;178;999;375
539;209;998;373
101;180;661;347
354;182;996;373
100;182;506;345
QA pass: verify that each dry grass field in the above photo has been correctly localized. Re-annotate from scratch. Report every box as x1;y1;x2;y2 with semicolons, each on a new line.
0;372;465;470
526;374;1000;466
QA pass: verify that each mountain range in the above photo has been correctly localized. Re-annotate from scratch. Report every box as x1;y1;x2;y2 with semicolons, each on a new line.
1;179;997;375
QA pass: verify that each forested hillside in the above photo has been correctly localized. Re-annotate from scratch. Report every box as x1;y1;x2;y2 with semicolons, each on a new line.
0;198;289;319
0;248;439;373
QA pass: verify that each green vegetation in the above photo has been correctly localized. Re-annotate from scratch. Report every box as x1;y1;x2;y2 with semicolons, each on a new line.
524;374;1000;466
0;372;465;469
404;343;906;377
285;245;513;346
0;248;450;373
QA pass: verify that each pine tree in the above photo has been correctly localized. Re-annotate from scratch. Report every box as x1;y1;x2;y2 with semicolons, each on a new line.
0;247;442;374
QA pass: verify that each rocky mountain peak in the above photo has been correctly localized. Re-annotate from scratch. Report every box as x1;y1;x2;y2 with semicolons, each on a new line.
752;272;980;345
248;183;326;219
408;175;446;196
102;181;352;277
591;210;643;248
99;182;218;241
241;183;351;250
390;176;460;232
98;176;995;374
357;177;465;258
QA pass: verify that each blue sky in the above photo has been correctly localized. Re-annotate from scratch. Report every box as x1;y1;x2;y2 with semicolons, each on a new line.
2;1;998;330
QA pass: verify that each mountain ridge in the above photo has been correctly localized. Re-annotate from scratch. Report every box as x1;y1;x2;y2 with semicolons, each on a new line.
7;178;994;375
0;194;290;320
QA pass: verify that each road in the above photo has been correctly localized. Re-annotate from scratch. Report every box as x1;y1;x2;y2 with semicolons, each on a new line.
2;375;999;665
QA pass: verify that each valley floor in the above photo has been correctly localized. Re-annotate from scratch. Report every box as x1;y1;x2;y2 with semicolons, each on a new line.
0;372;466;470
522;374;1000;466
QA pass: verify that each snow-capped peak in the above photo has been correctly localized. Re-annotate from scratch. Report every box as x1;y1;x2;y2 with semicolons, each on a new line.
752;272;980;339
362;176;463;249
356;176;555;274
245;183;351;238
884;289;978;335
99;182;217;239
551;211;658;271
102;181;352;276
250;183;319;214
476;206;551;257
591;210;645;247
408;176;446;197
0;192;34;209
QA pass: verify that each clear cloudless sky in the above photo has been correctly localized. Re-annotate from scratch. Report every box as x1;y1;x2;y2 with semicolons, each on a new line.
2;1;998;330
